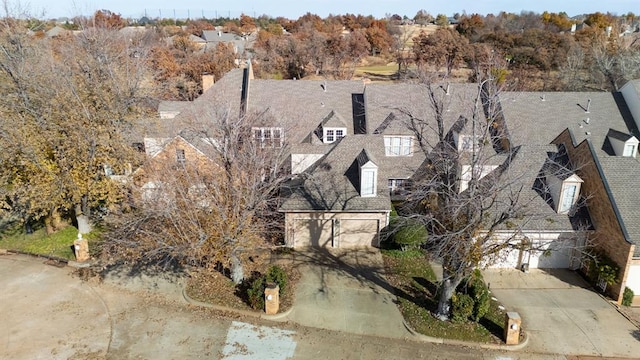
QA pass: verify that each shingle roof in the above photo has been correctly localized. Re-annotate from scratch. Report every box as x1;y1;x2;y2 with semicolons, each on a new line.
499;91;637;154
597;156;640;256
281;132;428;212
500;90;640;252
607;128;635;142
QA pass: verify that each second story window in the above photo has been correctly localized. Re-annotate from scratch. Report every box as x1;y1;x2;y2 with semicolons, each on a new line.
176;149;186;166
323;127;346;144
388;179;407;194
384;136;412;156
253;127;284;148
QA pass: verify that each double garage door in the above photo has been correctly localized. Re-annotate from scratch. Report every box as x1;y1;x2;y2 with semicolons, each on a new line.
491;240;575;269
292;218;380;248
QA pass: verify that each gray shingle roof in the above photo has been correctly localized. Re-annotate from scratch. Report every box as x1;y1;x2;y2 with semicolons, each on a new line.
598;156;640;256
500;90;640;253
281;130;427;212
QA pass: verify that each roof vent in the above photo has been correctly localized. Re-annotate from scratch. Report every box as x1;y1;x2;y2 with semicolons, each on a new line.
541;94;545;101
585;117;590;124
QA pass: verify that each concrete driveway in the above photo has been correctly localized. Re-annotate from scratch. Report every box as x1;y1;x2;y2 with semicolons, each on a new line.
284;248;409;339
483;268;640;358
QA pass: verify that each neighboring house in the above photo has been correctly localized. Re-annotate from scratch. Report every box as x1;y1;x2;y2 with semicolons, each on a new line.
201;29;255;59
498;89;640;305
137;64;640;305
132;134;218;205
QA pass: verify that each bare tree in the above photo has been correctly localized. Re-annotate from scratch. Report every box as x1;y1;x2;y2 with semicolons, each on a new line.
102;109;290;283
392;71;587;320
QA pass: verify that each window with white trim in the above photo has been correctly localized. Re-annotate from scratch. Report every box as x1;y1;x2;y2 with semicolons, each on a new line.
252;127;284;148
559;183;578;213
323;127;346;144
361;169;376;197
388;179;407;194
624;143;636;157
384;136;412;156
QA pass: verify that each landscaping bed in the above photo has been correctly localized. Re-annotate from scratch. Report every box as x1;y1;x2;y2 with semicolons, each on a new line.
382;249;506;343
185;253;300;314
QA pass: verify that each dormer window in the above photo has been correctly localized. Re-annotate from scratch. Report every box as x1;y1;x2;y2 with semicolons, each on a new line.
357;150;378;197
606;129;638;158
323;127;346;144
559;183;578;213
384;136;412;156
624;143;636;157
546;173;583;214
458;164;497;193
457;134;481;152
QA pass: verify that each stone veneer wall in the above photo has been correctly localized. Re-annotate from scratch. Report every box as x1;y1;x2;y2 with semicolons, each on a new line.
553;129;635;303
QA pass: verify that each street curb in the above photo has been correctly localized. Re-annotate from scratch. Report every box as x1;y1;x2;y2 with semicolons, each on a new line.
181;287;293;322
402;319;530;351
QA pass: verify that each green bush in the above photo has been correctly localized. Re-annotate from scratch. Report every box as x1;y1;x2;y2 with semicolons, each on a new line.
467;270;490;322
391;217;427;251
622;287;634;306
246;274;266;310
451;293;474;323
265;265;288;296
586;252;620;286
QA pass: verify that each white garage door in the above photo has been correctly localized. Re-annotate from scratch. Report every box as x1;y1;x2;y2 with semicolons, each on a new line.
531;245;571;268
338;219;379;247
489;241;572;269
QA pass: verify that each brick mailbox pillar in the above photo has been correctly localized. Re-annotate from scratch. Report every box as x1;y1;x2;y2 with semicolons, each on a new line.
73;233;90;262
504;312;522;345
264;283;280;315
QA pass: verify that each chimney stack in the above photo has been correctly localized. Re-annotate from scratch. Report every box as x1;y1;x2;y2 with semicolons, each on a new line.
586;98;591;113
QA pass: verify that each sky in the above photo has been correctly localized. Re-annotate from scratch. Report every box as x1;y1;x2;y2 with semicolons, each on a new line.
17;0;640;20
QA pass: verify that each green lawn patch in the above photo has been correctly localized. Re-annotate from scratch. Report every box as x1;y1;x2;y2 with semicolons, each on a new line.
0;225;97;260
355;64;398;75
382;249;505;343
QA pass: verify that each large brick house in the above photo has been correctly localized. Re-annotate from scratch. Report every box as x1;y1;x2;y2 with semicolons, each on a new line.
138;66;640;305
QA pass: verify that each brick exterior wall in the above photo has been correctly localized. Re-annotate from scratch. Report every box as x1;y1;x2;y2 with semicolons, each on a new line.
553;129;635;303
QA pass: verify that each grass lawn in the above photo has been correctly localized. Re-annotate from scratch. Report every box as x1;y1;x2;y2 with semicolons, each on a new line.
355;64;398;76
0;225;96;260
382;248;505;343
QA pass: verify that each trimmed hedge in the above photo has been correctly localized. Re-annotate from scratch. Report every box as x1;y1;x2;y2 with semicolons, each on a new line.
452;269;491;323
622;287;634;307
390;217;427;251
266;265;288;296
451;293;474;323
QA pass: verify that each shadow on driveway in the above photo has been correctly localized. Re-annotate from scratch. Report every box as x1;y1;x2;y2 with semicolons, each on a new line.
276;247;410;338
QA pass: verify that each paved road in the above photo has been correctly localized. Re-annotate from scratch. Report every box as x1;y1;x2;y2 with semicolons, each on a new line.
1;253;637;360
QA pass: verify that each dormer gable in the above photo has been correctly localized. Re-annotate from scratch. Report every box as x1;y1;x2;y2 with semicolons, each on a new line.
451;116;481;152
546;172;583;214
314;110;348;144
357;149;378;197
607;129;638;158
